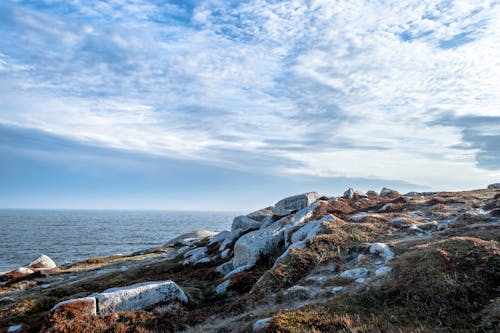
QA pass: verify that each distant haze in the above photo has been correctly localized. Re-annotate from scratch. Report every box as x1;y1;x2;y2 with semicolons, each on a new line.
0;1;499;211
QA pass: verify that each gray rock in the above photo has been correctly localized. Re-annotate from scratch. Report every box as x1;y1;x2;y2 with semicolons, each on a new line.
273;192;321;216
216;260;234;276
97;281;188;314
215;280;231;294
28;254;57;270
375;266;392;277
366;190;378;196
183;247;208;265
165;230;217;247
380;187;399;196
232;220;284;268
247;207;274;222
7;325;23;333
339;268;369;279
231;215;261;232
487;183;500;189
343;188;367;200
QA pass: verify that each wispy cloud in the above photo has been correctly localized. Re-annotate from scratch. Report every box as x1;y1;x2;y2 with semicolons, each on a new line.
1;0;499;190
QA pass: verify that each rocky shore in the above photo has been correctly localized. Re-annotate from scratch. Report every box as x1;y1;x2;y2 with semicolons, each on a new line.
1;186;499;332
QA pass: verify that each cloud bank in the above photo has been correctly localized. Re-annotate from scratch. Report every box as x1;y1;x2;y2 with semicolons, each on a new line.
1;0;499;190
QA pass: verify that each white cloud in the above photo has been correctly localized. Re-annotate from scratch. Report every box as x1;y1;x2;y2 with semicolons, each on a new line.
0;0;499;189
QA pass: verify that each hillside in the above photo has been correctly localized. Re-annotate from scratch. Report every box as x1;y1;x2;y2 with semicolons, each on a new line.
1;186;499;332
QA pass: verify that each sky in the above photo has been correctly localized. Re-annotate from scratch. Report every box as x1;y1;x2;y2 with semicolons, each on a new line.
0;0;499;211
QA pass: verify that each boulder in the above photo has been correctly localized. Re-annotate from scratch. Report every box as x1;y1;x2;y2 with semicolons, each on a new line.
273;192;321;216
380;187;399;196
216;261;234;276
97;280;188;314
290;216;333;244
51;297;97;316
231;215;261;232
247;207;274;222
183;247;208;265
218;229;246;252
224;264;254;278
28;254;56;270
343;188;367;200
366;190;378;196
487;183;500;189
165;230;217;247
232;220;285;268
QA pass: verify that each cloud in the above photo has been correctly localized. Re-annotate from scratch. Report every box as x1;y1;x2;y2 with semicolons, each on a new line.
0;0;499;190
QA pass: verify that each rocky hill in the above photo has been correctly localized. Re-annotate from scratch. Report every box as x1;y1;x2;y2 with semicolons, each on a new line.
1;185;499;332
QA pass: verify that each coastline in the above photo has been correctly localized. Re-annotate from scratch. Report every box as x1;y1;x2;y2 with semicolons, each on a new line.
1;186;499;332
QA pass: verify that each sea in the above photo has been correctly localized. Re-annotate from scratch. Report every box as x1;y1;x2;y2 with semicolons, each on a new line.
0;209;238;273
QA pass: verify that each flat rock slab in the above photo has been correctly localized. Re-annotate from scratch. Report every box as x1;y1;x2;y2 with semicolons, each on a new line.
165;230;217;246
97;280;188;314
273;192;320;216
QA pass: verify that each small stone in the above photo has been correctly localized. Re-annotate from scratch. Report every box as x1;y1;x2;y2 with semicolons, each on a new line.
120;266;128;272
375;266;392;277
253;318;272;332
15;267;34;275
7;325;23;333
331;286;344;293
355;277;366;283
339;268;369;279
370;243;395;262
215;280;231;294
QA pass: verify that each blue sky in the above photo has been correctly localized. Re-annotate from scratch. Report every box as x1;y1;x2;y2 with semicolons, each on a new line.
0;0;499;210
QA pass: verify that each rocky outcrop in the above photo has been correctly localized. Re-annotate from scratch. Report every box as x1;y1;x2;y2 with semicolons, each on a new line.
272;192;321;216
97;281;188;314
27;254;56;270
487;183;500;189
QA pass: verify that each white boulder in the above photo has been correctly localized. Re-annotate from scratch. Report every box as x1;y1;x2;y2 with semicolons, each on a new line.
165;230;217;246
97;281;188;314
343;188;367;200
28;254;56;270
232;221;284;268
15;267;34;275
339;268;369;279
273;192;321;216
370;243;395;262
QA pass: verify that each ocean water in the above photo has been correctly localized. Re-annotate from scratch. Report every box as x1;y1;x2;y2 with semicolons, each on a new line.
0;209;237;272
